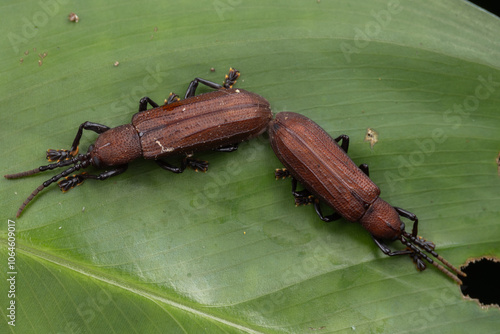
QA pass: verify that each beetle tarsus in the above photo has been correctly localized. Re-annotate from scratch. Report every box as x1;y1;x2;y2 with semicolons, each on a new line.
275;168;291;179
164;92;180;105
185;157;209;172
58;173;86;192
294;194;315;206
409;251;427;271
47;148;78;162
223;68;240;89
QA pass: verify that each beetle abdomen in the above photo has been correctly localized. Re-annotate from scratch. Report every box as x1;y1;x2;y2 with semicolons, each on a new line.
269;112;380;222
133;89;272;159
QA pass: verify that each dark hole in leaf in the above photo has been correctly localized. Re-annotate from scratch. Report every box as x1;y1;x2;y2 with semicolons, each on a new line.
468;1;500;17
460;257;500;307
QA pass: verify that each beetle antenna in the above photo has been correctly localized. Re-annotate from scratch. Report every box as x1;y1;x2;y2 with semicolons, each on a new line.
5;155;88;179
400;232;465;285
10;154;92;217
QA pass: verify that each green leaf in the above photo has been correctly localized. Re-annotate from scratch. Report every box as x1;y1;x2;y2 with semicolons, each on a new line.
1;0;499;332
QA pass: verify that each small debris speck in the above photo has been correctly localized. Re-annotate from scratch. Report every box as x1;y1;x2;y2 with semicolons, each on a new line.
151;26;158;39
20;58;23;63
68;12;79;23
59;226;62;230
38;59;43;66
114;61;120;67
364;128;379;149
496;152;500;176
210;67;215;72
24;50;29;55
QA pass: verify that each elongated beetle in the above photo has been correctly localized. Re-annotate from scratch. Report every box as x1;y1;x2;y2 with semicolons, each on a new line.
269;112;465;284
5;68;272;217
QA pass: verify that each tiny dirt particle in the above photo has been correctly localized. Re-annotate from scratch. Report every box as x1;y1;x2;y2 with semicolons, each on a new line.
68;12;79;22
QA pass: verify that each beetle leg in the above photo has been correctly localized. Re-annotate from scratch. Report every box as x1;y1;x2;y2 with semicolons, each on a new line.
394;207;436;250
314;202;341;222
359;164;369;176
296;172;342;221
47;121;110;162
288;177;315;205
57;165;128;192
371;235;414;256
139;97;159;112
184;68;240;99
155;160;182;173
155;157;209;174
334;135;349;153
213;143;239;153
394;207;419;236
291;177;306;197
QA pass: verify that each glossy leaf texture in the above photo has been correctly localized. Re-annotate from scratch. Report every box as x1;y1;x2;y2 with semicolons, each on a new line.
1;0;499;332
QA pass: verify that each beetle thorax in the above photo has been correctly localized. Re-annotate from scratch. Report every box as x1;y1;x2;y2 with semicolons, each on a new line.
90;124;142;167
359;198;403;240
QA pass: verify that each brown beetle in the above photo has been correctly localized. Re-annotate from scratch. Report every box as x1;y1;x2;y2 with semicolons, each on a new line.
5;68;272;217
269;112;465;284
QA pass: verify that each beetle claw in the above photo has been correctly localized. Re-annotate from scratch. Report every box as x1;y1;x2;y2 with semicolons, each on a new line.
224;68;240;89
275;168;291;179
164;92;180;105
58;173;86;192
186;158;209;172
47;149;69;162
294;195;315;206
